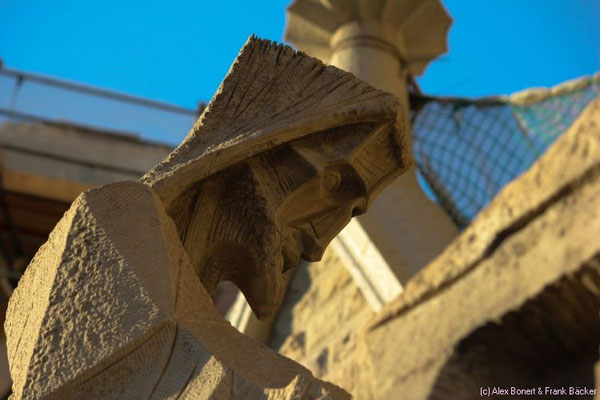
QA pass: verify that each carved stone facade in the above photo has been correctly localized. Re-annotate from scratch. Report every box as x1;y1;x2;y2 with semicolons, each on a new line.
353;97;600;399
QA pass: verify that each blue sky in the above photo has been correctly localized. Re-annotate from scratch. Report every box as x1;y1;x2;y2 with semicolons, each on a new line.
427;0;600;97
0;0;598;141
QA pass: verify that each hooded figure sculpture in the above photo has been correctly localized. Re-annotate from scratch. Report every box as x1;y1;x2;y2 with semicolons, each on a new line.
5;36;409;399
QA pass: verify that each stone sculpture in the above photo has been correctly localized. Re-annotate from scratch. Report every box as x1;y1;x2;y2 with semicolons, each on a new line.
4;36;409;399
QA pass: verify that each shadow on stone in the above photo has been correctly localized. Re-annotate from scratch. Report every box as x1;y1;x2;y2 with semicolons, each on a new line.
429;256;600;400
269;262;312;352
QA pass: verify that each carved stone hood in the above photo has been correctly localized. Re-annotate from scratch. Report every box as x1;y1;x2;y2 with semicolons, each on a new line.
141;35;405;209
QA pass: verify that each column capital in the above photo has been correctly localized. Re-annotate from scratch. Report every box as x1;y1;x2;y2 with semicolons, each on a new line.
285;0;452;76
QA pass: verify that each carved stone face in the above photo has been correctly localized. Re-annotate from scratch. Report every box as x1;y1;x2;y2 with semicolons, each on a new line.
167;122;404;319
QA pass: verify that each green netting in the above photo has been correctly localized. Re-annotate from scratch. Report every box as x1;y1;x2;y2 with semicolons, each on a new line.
412;73;599;229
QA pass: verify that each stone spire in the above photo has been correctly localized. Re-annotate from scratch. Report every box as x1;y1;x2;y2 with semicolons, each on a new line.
285;0;458;281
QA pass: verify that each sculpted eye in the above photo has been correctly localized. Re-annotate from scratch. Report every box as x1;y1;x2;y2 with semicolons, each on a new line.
322;170;341;193
321;164;366;203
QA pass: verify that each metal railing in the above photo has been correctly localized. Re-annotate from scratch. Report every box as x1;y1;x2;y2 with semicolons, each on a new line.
0;64;202;144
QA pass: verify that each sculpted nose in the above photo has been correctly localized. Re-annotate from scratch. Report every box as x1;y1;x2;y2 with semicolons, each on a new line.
312;197;367;237
300;200;366;261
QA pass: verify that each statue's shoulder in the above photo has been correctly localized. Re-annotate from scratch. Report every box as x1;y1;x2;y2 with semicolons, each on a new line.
78;180;161;207
5;180;181;399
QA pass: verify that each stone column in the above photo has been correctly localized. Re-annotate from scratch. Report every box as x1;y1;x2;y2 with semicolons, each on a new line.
285;0;459;280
